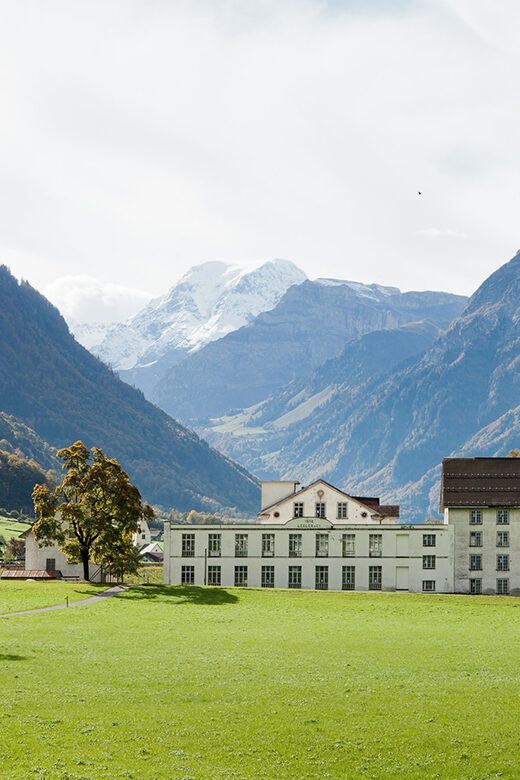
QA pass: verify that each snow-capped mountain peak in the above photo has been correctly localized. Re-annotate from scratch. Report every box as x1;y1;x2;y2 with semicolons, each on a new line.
91;259;307;370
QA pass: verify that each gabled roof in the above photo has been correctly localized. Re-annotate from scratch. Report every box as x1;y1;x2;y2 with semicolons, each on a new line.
440;457;520;510
258;479;395;517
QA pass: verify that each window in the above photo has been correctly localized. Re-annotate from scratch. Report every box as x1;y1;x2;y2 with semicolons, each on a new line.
315;565;328;590
181;565;194;584
315;502;326;519
497;578;509;595
207;565;221;586
235;533;248;558
208;533;221;557
469;554;482;571
470;578;482;594
422;580;436;592
497;554;509;571
470;509;482;524
337;502;348;519
342;566;355;590
182;533;195;557
45;558;56;572
289;533;302;558
141;534;146;540
369;534;383;557
288;565;302;589
293;502;304;518
261;565;275;588
262;533;275;557
423;555;436;570
369;566;382;590
342;533;355;557
315;533;329;557
469;531;482;547
497;510;510;525
497;531;510;547
423;534;436;547
234;566;248;587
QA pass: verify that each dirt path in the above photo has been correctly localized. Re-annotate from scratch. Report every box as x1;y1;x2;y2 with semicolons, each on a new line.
0;584;130;618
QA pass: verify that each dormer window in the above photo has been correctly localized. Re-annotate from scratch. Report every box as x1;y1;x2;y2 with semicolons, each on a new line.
293;502;304;518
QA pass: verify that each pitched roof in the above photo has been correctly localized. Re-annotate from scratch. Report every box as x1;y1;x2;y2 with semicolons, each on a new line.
440;457;520;510
259;479;399;517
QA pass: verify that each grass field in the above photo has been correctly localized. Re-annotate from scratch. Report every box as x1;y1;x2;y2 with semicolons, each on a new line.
0;581;107;614
0;514;31;540
2;586;520;779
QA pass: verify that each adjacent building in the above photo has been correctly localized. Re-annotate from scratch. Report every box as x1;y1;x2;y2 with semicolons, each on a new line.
164;479;454;593
441;457;520;596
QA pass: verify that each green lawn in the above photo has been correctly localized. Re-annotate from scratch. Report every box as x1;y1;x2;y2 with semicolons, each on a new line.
2;587;520;779
0;581;107;614
0;514;31;540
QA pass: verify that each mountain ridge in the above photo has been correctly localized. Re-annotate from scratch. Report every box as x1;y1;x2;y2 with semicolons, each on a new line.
0;266;259;515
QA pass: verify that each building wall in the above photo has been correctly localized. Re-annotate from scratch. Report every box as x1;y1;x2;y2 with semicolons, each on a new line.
447;507;520;595
25;532;103;582
258;481;397;525
163;522;454;593
133;519;152;549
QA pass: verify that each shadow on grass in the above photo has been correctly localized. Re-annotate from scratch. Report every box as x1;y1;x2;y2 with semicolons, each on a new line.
117;585;239;606
0;653;27;661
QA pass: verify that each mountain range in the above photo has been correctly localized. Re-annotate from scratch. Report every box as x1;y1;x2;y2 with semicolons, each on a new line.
10;248;520;524
199;250;520;522
0;266;259;515
84;259;306;396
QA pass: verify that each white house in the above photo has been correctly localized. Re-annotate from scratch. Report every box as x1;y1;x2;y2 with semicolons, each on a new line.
133;518;152;548
164;479;454;593
441;457;520;596
22;517;152;581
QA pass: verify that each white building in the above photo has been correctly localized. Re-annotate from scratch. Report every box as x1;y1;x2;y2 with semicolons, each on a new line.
441;457;520;596
23;517;152;582
164;479;454;593
23;532;104;581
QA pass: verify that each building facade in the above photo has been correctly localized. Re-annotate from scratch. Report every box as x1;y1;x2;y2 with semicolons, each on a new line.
441;457;520;596
164;479;454;593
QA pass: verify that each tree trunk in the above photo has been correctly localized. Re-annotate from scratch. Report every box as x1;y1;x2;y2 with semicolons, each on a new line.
80;547;90;581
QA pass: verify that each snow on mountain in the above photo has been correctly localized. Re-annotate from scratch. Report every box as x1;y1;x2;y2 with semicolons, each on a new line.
69;321;118;350
93;259;307;371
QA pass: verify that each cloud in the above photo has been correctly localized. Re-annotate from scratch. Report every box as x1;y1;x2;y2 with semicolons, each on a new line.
415;228;467;239
44;276;152;324
0;0;518;300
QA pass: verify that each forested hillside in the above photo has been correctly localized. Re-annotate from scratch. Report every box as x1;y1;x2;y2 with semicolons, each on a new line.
0;266;259;514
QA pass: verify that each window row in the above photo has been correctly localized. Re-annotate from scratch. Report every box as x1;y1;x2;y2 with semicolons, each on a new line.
469;554;510;571
293;501;348;519
181;532;438;558
469;509;511;525
470;578;510;595
180;565;437;592
469;531;509;547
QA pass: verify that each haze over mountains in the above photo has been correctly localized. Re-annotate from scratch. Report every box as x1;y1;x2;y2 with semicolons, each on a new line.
12;250;520;523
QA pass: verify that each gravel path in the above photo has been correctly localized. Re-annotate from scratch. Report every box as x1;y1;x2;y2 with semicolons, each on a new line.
0;584;130;618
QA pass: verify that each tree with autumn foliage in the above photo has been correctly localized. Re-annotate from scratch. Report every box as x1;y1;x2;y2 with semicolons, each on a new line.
32;441;154;581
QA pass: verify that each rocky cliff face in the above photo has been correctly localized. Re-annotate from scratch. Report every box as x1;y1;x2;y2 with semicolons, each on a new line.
150;279;467;424
221;250;520;521
93;259;307;373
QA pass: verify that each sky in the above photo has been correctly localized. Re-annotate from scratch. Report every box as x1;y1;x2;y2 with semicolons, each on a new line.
0;0;519;323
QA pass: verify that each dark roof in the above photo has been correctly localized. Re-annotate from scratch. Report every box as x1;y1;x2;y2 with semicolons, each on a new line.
351;496;380;508
378;505;400;518
440;457;520;510
0;569;61;580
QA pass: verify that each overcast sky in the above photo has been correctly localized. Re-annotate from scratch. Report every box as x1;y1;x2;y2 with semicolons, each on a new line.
1;0;519;323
